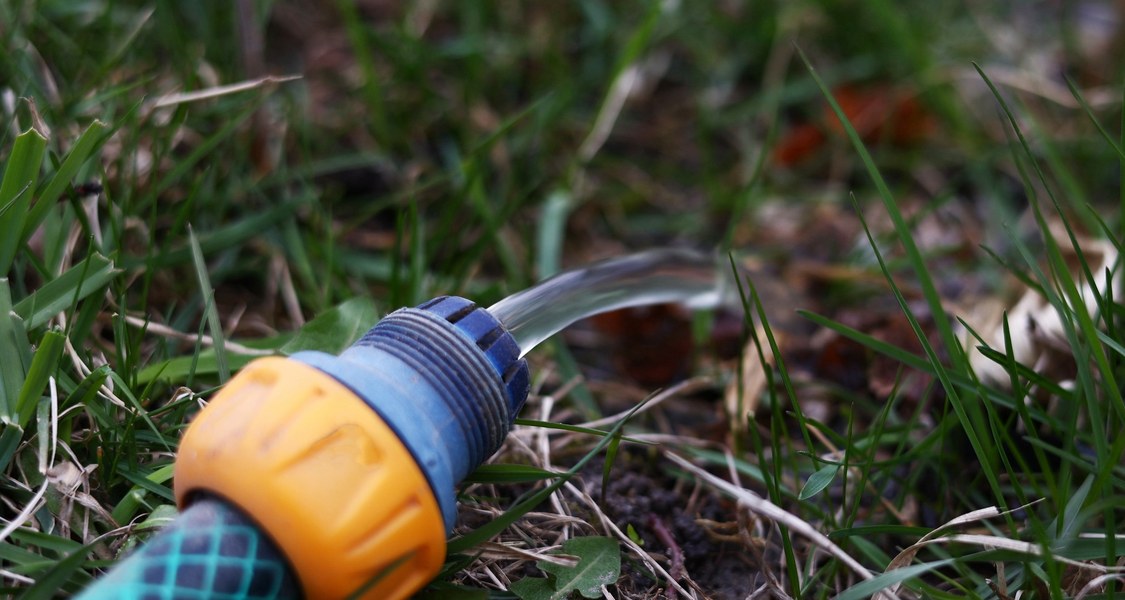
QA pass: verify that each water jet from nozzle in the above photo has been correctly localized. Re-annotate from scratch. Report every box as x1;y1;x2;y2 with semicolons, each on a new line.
488;248;732;357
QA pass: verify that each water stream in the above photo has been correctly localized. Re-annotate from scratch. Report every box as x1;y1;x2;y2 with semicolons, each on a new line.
488;248;735;357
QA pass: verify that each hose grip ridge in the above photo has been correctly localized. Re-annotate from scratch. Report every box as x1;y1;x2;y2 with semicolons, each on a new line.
175;357;446;600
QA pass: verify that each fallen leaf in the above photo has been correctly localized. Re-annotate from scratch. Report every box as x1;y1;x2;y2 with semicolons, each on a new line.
773;84;937;167
965;233;1120;390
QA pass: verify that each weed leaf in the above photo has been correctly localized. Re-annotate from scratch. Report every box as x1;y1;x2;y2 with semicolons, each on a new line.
510;536;621;600
280;296;379;355
799;463;840;501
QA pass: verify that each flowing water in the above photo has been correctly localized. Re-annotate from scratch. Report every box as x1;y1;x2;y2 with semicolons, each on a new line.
488;248;735;357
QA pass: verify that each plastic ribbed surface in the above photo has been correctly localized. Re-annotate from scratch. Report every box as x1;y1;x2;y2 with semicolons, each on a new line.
77;498;298;600
349;296;530;475
292;295;530;530
416;295;530;412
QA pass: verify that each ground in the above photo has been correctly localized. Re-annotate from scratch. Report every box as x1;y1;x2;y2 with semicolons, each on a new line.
1;1;1124;598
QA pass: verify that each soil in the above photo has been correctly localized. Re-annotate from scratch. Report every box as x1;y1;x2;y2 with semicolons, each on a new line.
588;459;770;599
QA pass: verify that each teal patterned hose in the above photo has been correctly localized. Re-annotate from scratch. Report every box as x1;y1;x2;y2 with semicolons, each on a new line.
77;497;299;599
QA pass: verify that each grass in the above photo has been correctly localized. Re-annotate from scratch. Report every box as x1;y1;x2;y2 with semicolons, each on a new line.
2;0;1125;598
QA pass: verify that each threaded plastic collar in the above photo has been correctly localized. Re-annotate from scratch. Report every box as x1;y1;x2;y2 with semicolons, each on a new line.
414;296;530;415
291;296;530;530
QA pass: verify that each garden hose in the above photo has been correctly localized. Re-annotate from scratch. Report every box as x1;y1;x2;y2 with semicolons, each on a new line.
77;249;725;599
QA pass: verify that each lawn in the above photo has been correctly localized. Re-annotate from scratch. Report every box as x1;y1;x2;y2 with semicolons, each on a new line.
1;1;1124;598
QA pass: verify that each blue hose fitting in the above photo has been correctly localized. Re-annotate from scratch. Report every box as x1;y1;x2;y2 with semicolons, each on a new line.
290;296;530;530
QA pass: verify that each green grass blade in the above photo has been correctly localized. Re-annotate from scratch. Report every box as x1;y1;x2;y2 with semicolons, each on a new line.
535;188;571;279
409;199;426;305
12;253;117;330
136;348;262;386
446;397;650;555
798;47;965;368
0;279;26;420
512;419;650;445
462;464;560;485
802;309;1069;432
0;127;47;274
22;120;107;245
1065;77;1125;161
850;193;1005;506
15;541;98;600
110;463;175;525
187;225;229;383
15;330;63;429
728;255;803;591
334;0;388;144
800;49;1006;505
976;63;1125;477
149;101;261;199
546;340;600;419
600;427;623;504
120;196;305;271
835;558;958;600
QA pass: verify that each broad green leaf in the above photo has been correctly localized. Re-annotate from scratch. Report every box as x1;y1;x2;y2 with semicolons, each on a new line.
0;127;47;275
799;463;840;501
510;537;621;600
509;577;557;600
13;253;118;330
116;504;177;556
280;296;379;355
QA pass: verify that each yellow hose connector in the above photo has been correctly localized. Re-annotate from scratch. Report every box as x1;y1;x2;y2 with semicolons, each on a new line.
175;357;446;599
